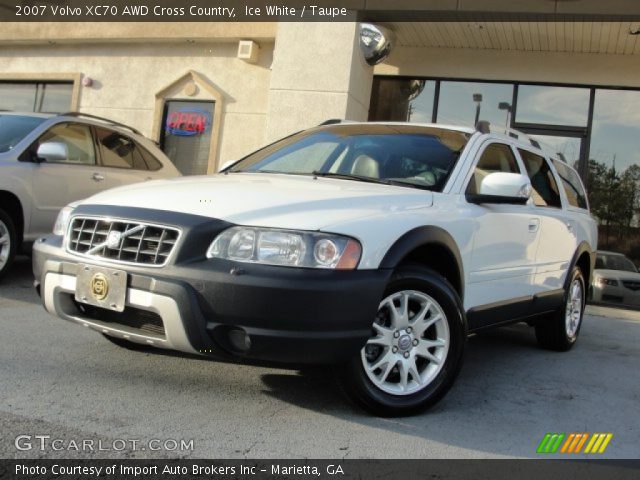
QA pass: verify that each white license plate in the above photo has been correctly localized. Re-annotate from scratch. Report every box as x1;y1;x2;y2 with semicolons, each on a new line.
75;264;127;312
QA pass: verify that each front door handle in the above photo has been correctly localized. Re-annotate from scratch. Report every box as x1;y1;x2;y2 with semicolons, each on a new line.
528;218;540;233
92;173;105;182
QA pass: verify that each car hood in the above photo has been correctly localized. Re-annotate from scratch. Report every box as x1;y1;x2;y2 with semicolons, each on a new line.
594;269;640;280
82;173;433;230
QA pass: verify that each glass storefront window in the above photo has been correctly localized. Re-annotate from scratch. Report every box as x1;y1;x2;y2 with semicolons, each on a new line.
369;78;436;123
437;81;513;128
529;135;582;169
370;76;640;307
516;85;590;126
588;89;640;260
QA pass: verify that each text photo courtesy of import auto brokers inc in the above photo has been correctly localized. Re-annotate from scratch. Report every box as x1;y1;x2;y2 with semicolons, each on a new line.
0;1;639;479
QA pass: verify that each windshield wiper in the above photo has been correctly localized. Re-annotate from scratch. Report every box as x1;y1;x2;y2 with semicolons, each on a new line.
311;171;391;185
312;172;433;190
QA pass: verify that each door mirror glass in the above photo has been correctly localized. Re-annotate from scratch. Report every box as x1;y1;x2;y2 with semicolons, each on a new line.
480;172;532;198
467;172;532;204
36;141;68;162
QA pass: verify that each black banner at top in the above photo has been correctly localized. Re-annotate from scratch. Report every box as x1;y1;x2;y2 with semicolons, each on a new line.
2;0;640;22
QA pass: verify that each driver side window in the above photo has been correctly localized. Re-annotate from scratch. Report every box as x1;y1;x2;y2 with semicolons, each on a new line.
466;143;520;195
37;123;96;165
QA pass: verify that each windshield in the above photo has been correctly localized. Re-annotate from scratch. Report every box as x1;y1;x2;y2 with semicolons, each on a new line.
596;253;638;273
229;124;470;191
0;115;46;153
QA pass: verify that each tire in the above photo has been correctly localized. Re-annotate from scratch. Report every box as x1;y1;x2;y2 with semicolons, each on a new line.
102;334;154;351
338;265;466;417
535;266;586;352
0;209;17;281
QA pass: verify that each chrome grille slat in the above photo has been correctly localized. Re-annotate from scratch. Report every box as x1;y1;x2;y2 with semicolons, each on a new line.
67;217;180;267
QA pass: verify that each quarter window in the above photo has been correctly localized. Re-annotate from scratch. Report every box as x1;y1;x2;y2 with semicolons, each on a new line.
466;143;519;195
519;149;562;208
552;160;588;209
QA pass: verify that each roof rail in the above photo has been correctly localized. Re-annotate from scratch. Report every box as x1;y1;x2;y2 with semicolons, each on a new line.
318;119;344;126
58;112;142;135
475;120;490;134
475;120;543;151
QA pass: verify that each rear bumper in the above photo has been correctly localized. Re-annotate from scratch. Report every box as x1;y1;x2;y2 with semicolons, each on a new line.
33;235;390;365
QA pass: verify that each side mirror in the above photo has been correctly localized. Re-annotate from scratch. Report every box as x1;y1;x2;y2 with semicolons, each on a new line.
36;141;68;163
466;172;532;205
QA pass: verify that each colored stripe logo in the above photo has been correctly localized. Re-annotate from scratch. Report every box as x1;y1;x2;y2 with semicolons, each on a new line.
537;433;613;454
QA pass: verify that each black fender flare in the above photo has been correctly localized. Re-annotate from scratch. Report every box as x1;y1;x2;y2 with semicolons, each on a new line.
379;226;464;299
565;241;595;290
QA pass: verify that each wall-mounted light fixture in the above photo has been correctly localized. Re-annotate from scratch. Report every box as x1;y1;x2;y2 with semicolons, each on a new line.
359;23;395;66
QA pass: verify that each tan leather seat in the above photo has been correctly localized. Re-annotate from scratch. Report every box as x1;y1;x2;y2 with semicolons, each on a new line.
351;154;380;178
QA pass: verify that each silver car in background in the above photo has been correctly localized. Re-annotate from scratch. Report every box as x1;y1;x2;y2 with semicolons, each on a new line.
590;250;640;308
0;112;180;279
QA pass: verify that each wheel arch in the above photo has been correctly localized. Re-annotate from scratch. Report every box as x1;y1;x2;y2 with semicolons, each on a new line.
0;190;24;245
568;241;594;289
379;226;464;300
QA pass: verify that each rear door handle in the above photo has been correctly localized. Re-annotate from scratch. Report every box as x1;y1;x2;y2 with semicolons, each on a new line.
528;218;540;233
91;173;105;182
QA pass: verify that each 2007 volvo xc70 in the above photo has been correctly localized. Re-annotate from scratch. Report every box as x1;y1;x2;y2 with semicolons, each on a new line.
33;121;597;416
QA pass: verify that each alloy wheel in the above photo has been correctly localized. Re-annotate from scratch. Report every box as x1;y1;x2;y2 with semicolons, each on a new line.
361;290;450;396
565;279;583;339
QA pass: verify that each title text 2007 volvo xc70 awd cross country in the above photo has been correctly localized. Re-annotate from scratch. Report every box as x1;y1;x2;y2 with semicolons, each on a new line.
33;121;597;416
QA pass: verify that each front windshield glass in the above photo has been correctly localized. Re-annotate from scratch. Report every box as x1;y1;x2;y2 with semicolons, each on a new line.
596;253;638;273
0;115;46;153
229;124;470;191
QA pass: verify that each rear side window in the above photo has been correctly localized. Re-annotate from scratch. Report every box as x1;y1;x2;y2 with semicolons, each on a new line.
466;143;520;195
96;128;148;170
518;149;562;208
552;159;588;209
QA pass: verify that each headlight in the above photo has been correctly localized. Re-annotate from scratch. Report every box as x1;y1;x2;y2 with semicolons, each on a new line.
53;205;75;236
596;277;619;287
207;226;361;269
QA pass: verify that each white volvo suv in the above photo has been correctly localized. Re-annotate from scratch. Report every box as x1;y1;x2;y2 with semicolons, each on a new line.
33;121;597;416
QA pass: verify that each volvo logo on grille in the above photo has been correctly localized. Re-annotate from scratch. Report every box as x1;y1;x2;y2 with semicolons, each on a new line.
106;231;123;249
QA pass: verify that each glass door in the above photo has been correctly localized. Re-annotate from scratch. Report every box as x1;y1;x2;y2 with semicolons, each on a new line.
160;100;215;175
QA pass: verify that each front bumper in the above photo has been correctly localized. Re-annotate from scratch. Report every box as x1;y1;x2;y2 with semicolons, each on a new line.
590;283;640;307
33;235;390;365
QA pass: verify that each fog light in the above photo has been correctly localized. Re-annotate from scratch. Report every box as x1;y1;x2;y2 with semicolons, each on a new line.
228;329;251;352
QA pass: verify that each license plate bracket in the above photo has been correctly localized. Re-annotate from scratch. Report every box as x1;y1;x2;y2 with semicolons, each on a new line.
75;264;127;312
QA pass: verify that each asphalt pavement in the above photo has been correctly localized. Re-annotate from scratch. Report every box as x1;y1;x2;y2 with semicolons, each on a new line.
1;256;638;459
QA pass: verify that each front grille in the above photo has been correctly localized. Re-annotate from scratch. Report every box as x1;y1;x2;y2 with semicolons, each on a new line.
67;217;180;266
622;280;640;291
73;297;165;337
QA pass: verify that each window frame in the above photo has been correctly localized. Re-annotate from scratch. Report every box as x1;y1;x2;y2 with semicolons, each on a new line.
463;140;523;198
24;121;97;166
93;126;156;172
